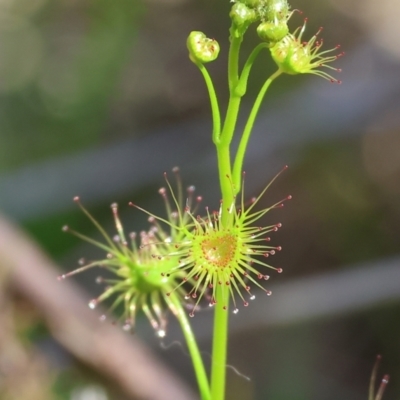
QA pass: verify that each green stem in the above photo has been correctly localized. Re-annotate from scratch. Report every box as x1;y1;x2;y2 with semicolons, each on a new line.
208;33;245;400
235;43;269;97
228;34;242;90
232;69;282;191
217;98;241;222
210;284;230;400
219;34;243;148
216;87;241;219
216;144;234;223
196;62;221;144
167;293;211;400
219;32;243;146
220;95;241;147
210;128;234;400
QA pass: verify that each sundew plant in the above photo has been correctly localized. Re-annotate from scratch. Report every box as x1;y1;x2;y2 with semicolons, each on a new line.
60;1;346;399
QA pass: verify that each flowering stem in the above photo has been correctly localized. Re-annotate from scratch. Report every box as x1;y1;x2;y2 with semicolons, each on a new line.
196;62;221;144
235;43;269;97
193;22;283;400
217;144;234;216
210;285;230;400
232;69;282;191
168;292;211;400
209;33;244;400
210;101;235;400
215;35;244;210
228;35;242;90
217;94;241;224
219;33;243;145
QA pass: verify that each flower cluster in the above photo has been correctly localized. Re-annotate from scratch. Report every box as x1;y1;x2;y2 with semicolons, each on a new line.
230;0;292;42
60;169;288;333
229;0;342;82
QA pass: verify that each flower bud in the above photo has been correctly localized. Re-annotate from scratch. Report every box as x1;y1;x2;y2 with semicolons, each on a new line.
270;20;343;82
187;31;220;64
230;3;258;37
257;20;289;44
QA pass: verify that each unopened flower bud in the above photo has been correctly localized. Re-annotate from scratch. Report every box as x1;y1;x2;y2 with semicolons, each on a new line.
257;20;288;44
230;3;257;37
187;31;220;64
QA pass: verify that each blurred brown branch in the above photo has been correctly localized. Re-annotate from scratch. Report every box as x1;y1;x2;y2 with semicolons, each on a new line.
0;272;59;400
0;213;197;400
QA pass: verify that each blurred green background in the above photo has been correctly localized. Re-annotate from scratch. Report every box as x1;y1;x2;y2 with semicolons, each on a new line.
0;0;399;399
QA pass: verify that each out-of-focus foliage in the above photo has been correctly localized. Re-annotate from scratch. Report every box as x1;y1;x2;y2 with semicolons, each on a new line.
0;0;141;171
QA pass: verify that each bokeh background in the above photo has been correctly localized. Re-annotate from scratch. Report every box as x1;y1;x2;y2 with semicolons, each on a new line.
0;0;399;399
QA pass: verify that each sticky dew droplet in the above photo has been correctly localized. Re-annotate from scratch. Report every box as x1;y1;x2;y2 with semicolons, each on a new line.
123;322;132;331
233;308;239;314
157;329;166;338
88;299;98;309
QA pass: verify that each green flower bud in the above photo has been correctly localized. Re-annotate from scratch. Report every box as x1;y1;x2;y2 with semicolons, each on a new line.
230;3;258;38
187;31;220;64
270;19;343;83
230;3;258;28
232;0;291;28
257;20;289;44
